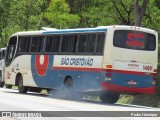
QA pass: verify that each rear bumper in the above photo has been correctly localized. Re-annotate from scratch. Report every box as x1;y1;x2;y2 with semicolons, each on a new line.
101;82;155;94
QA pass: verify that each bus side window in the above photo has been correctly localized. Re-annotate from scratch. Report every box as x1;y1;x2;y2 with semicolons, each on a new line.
18;37;31;53
96;33;105;54
31;36;44;53
78;33;96;54
52;36;61;53
61;34;77;54
31;37;38;52
78;34;88;53
45;36;53;52
68;35;77;53
86;34;96;53
45;35;61;53
61;35;70;53
38;37;44;52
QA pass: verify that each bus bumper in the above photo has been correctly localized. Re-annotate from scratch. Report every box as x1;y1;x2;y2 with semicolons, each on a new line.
101;82;156;94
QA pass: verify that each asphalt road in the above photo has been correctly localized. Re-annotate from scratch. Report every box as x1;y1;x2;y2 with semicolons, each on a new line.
0;88;160;120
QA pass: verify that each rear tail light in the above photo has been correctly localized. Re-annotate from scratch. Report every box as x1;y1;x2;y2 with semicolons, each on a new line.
105;67;112;81
106;65;112;68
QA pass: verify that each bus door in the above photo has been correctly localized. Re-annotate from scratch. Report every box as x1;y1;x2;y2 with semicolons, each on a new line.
5;36;17;84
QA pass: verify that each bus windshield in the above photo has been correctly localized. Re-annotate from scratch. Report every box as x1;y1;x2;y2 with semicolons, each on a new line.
113;30;156;51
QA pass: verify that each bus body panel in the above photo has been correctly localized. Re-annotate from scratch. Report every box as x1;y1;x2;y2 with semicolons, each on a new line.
4;25;158;95
31;55;103;91
5;54;104;92
102;27;157;94
5;55;37;86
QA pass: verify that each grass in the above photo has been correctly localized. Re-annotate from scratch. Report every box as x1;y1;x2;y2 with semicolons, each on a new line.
118;95;160;107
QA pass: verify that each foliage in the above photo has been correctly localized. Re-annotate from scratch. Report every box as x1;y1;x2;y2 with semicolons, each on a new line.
10;0;45;30
0;0;12;46
1;0;158;45
44;0;80;28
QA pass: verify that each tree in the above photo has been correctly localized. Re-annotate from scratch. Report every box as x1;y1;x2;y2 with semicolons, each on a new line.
0;0;12;47
10;0;45;31
66;0;117;27
44;0;80;28
111;0;134;25
155;0;160;8
134;0;148;26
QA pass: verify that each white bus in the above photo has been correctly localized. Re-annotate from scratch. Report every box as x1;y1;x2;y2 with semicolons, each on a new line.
0;47;6;87
4;25;158;103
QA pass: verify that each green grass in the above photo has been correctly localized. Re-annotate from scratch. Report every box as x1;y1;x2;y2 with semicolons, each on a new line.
117;95;134;104
12;86;17;89
118;95;160;107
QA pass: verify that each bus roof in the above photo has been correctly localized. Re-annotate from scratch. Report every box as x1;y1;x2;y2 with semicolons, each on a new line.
12;27;107;36
11;25;157;36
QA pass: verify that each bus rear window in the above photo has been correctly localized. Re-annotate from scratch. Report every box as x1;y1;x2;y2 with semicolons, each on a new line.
113;30;156;51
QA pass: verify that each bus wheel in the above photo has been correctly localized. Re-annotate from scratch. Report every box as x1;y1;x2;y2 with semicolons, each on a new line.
5;84;12;89
100;91;120;104
18;76;28;93
64;77;73;99
0;82;4;87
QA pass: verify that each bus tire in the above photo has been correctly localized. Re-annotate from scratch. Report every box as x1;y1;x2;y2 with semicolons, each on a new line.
100;91;120;104
18;75;28;93
5;84;12;89
64;77;73;99
0;82;4;87
0;72;4;87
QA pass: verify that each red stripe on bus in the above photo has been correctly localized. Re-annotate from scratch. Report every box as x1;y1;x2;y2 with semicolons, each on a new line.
101;82;155;94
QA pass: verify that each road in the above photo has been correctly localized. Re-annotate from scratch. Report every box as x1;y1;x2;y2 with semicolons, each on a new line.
0;88;160;120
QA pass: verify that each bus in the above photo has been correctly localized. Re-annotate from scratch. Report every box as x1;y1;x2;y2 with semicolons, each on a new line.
4;25;158;103
0;47;6;87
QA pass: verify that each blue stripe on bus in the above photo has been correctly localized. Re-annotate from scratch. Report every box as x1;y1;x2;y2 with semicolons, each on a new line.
109;72;154;88
31;55;154;92
42;28;107;35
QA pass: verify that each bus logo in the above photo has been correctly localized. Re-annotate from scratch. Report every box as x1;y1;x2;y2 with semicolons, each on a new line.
126;33;144;47
35;55;49;76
